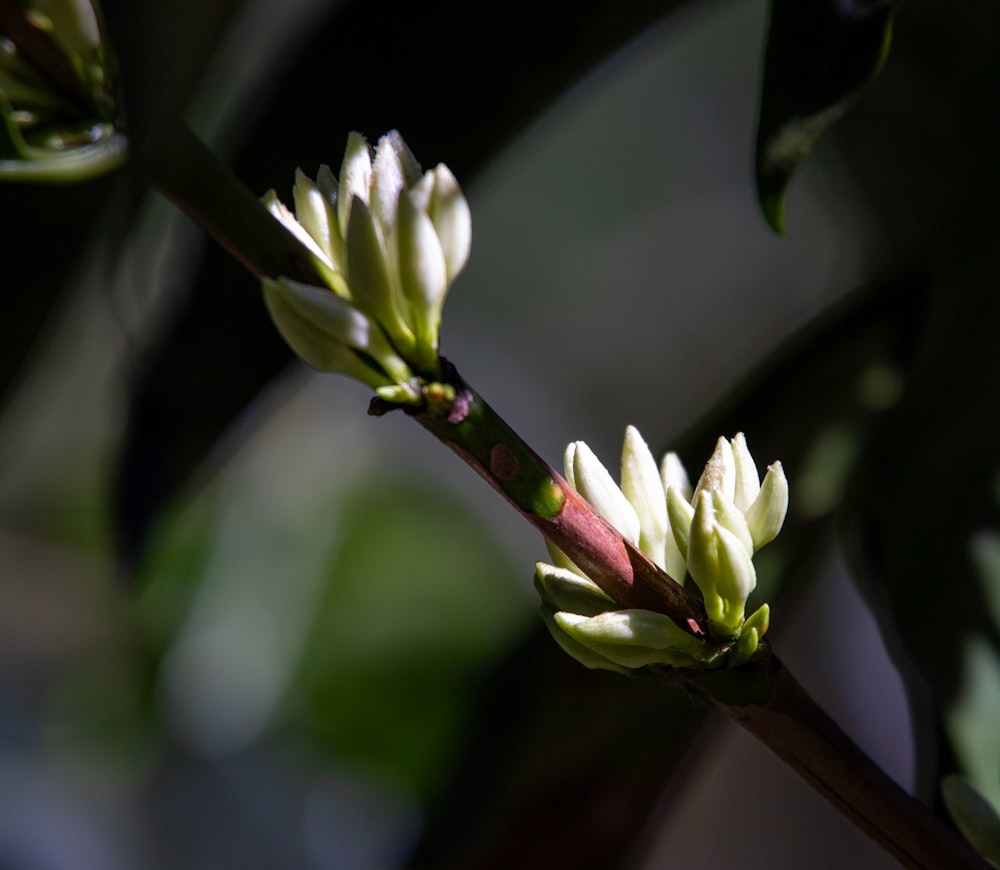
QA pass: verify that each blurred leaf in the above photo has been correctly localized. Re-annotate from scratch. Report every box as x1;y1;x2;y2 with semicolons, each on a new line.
823;0;1000;807
942;775;1000;867
292;474;531;796
755;0;893;233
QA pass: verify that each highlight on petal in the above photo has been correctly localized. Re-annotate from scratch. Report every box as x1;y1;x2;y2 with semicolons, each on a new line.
621;425;668;567
731;432;761;512
427;164;472;281
535;562;615;617
660;451;692;501
345;196;416;356
337;131;373;240
554;611;703;668
711;489;754;558
396;189;449;359
666;486;695;558
370;130;422;235
693;436;736;503
262;189;335;274
292;168;339;268
745;461;789;550
262;277;413;388
570;441;641;545
540;608;631;674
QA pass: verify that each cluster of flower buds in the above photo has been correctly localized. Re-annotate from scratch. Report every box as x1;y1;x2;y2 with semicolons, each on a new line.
262;130;471;402
0;0;124;181
536;428;787;672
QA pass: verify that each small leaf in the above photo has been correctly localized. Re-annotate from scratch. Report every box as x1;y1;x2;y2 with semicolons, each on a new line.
755;0;894;234
941;775;1000;866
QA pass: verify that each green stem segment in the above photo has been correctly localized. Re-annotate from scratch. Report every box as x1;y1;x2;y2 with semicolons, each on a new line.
141;120;325;286
406;363;710;635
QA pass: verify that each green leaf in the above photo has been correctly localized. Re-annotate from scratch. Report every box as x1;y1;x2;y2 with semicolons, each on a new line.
755;0;893;234
942;775;1000;867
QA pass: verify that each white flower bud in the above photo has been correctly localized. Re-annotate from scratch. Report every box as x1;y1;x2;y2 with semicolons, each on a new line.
730;432;761;512
427;164;471;281
660;451;692;500
745;461;789;550
370;130;422;236
554;610;703;668
540;608;630;674
686;490;756;632
693;436;736;504
345;196;416;356
621;425;668;568
396;188;449;362
337;131;373;240
262;189;338;281
714;522;756;627
534;563;615;617
666;486;694;558
292;168;339;269
568;441;641;545
711;489;754;558
262;277;413;391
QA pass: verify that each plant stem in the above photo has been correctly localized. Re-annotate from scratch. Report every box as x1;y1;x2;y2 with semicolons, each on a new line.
405;364;989;870
143;126;989;869
140;119;324;286
404;361;709;635
690;657;988;870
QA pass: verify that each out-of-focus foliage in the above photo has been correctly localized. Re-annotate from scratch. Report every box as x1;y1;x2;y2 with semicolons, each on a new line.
755;0;893;233
1;0;999;868
0;0;125;180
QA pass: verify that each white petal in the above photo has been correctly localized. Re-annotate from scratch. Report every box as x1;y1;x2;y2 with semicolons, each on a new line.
337;132;372;241
571;441;640;545
660;451;692;500
428;164;471;281
745;461;789;550
293;168;339;268
731;432;761;513
370;130;422;236
693;436;736;503
621;426;668;567
397;189;448;354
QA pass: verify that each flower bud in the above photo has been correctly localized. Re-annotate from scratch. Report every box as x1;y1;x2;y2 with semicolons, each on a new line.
731;432;761;512
745;461;789;550
263;189;342;292
336;131;373;239
345;196;417;356
369;130;422;234
554;610;704;668
397;188;449;364
660;451;692;500
686;491;756;632
693;436;736;503
666;486;694;558
540;608;630;674
711;489;754;558
535;563;615;617
622;426;668;569
567;441;641;545
426;164;472;281
262;277;417;400
292;168;341;270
